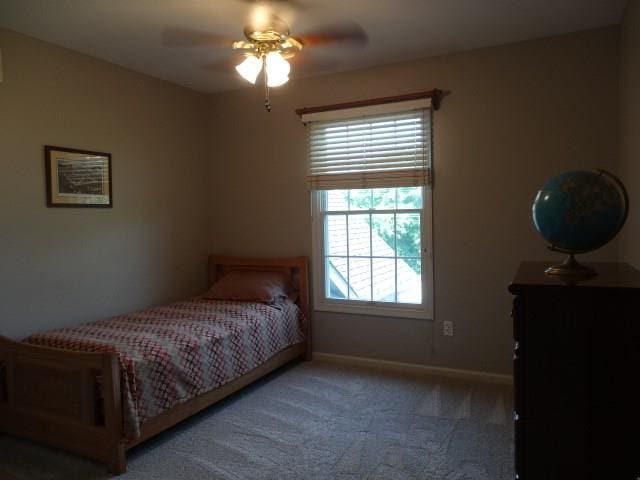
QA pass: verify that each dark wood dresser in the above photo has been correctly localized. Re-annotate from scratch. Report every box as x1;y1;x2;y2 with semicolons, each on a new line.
509;261;640;480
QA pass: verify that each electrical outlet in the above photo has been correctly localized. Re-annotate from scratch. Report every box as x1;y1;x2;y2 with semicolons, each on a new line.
443;321;454;336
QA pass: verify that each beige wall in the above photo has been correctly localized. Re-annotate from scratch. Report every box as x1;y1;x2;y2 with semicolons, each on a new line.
208;27;619;374
0;29;211;339
620;1;640;268
0;25;622;375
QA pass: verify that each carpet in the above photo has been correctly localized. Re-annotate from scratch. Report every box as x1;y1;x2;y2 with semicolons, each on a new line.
0;361;514;479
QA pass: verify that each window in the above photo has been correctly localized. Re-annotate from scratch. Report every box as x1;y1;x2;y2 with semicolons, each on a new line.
303;97;434;319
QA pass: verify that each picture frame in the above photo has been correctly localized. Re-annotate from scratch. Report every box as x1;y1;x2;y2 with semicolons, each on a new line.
44;145;112;208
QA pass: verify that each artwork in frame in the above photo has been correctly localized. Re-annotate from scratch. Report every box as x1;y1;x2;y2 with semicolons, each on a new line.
44;145;112;208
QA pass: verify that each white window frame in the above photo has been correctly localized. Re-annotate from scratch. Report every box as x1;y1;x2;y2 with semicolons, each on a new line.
311;186;434;320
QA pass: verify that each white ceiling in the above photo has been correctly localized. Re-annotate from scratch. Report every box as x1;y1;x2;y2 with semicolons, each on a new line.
0;0;628;93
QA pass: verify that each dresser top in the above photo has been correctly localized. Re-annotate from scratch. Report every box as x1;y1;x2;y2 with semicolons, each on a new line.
509;261;640;294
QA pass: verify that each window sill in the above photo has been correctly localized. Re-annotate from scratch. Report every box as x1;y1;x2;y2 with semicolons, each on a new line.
315;300;432;320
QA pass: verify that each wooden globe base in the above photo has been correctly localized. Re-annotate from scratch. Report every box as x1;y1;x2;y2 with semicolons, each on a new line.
545;254;596;277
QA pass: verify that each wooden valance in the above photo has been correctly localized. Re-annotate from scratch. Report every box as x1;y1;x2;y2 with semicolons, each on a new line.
295;89;446;117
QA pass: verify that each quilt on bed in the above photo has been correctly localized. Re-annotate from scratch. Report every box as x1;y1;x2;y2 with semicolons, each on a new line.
23;298;305;438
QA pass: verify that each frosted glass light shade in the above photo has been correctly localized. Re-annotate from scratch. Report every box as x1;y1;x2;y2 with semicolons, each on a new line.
235;55;262;84
265;51;290;87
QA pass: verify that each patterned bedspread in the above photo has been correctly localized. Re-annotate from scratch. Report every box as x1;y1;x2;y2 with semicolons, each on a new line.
23;298;305;438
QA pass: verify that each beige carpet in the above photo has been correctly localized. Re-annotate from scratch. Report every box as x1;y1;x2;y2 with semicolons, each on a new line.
0;361;513;479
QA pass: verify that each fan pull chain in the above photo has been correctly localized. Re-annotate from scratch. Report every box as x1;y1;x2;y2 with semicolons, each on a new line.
263;64;271;112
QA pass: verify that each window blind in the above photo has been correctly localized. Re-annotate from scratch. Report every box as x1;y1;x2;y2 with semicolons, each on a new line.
303;103;431;191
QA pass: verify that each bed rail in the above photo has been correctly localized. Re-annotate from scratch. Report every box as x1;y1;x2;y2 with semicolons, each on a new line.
0;336;126;474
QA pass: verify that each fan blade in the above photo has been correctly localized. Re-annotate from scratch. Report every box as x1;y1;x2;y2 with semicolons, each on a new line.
162;27;233;48
297;21;368;47
240;0;308;10
287;53;339;72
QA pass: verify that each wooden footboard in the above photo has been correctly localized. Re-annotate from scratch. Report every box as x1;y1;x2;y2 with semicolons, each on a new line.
0;336;126;474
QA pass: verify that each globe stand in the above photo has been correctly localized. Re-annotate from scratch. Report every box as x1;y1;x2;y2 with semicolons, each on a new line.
545;253;596;277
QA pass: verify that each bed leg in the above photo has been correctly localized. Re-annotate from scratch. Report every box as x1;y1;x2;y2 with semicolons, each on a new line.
107;443;127;475
102;354;126;474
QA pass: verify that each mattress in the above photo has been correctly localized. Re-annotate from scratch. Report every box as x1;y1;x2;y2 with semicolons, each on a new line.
24;298;305;438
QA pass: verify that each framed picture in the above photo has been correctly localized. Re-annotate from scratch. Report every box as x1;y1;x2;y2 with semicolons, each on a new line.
44;145;112;208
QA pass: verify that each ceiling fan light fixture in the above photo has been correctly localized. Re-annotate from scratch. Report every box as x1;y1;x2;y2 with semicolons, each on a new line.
165;14;368;111
265;51;290;87
266;74;289;87
235;55;262;84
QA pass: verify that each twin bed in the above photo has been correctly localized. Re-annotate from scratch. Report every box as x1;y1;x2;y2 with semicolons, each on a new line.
0;255;310;474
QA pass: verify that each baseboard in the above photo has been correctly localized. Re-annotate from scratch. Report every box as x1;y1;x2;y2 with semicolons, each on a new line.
312;352;513;386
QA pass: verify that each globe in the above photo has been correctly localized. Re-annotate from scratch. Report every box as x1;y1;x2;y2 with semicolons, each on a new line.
532;170;628;275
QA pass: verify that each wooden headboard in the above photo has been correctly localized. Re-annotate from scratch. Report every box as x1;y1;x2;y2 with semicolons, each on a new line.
208;255;311;356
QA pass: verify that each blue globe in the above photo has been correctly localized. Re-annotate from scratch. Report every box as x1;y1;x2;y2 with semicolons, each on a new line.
532;170;628;253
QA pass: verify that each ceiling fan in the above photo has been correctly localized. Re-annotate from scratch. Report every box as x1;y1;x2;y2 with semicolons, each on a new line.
163;3;368;111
